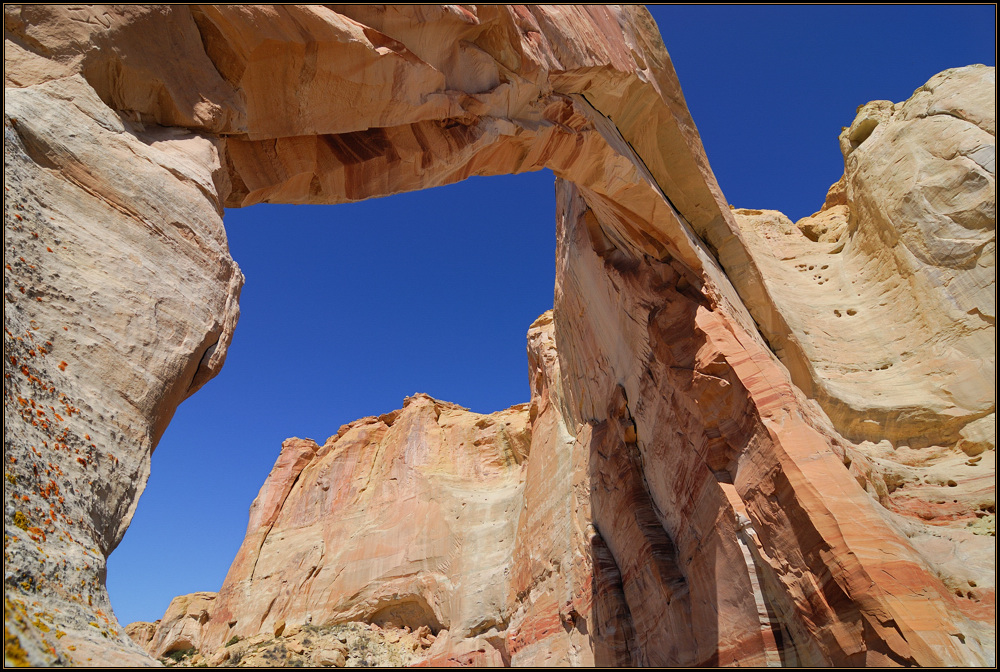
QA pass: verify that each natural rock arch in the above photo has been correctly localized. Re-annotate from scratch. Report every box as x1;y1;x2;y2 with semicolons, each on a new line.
4;5;993;666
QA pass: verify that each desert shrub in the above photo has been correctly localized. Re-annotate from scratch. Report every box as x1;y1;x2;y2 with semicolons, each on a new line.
226;635;241;647
228;648;244;666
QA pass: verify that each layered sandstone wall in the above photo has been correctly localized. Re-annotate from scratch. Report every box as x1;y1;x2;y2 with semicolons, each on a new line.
133;68;998;665
727;65;996;662
730;65;994;450
124;313;598;668
4;73;241;667
4;4;994;667
5;6;747;663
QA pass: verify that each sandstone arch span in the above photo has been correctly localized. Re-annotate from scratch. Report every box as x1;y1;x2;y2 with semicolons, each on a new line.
4;5;993;666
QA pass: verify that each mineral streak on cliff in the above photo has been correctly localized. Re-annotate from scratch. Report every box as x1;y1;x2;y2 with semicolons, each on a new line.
3;4;994;667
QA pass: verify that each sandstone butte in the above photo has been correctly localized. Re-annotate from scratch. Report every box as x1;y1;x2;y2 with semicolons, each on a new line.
2;4;994;668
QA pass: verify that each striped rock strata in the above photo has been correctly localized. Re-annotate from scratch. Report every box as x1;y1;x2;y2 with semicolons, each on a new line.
3;3;994;667
728;64;996;660
197;312;594;666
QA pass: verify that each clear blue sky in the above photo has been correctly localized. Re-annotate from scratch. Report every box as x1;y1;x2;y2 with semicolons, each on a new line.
107;5;996;625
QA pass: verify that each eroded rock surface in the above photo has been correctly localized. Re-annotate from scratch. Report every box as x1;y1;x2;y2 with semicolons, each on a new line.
143;313;594;667
206;395;534;660
727;65;995;660
732;65;994;450
4;73;241;667
125;314;596;666
4;3;994;667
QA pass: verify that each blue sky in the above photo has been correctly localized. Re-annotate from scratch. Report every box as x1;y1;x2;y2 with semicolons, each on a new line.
107;5;996;625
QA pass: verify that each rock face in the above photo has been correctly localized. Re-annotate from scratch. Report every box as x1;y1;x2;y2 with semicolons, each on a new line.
144;592;218;659
4;61;241;669
3;4;994;668
732;65;994;450
207;396;537;663
128;313;596;667
725;64;996;662
194;314;596;667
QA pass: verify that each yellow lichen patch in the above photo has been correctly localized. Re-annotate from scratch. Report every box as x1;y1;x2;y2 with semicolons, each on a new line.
4;599;31;667
12;512;29;531
4;625;30;667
